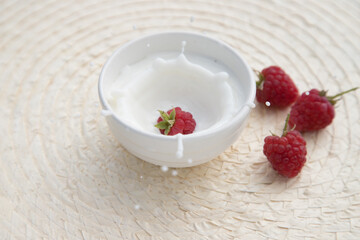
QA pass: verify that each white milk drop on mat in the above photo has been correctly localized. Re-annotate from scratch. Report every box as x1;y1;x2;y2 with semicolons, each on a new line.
161;165;169;172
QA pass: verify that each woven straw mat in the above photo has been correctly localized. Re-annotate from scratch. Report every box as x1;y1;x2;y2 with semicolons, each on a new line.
1;0;360;239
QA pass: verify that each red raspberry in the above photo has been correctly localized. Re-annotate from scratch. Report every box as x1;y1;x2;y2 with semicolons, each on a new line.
289;88;358;132
256;66;299;107
155;107;196;135
263;115;307;178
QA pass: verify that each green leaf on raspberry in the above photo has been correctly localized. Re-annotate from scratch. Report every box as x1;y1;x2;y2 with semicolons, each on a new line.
164;127;170;135
155;108;176;135
154;121;169;130
253;69;265;89
169;108;176;120
158;110;169;121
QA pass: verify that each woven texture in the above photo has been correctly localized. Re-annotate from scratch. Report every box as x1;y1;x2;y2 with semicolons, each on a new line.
1;0;360;239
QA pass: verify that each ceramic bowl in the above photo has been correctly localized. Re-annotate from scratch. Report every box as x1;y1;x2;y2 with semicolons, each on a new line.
98;32;255;167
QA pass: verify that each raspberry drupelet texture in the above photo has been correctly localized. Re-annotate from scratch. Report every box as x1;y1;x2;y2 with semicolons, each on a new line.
155;107;196;135
256;66;299;107
289;88;358;132
289;89;334;132
263;115;307;178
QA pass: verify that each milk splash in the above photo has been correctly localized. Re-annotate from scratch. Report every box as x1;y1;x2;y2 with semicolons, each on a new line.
181;41;186;54
176;134;184;159
108;40;237;134
108;40;241;167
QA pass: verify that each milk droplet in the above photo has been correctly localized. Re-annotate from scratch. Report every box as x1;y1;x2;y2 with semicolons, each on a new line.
161;165;169;172
134;204;140;210
101;109;112;117
171;170;178;176
187;158;193;164
305;91;310;95
176;134;184;159
247;102;256;109
181;41;186;54
265;101;271;107
140;175;143;179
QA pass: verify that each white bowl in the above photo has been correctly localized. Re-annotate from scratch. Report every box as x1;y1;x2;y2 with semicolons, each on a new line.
98;32;255;167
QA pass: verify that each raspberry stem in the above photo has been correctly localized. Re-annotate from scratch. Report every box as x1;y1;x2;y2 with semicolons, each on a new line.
326;87;358;105
282;114;290;137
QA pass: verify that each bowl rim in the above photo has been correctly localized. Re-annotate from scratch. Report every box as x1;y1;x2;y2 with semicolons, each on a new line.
98;31;256;141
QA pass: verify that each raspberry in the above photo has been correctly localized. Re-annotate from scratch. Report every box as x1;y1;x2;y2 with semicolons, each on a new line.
155;107;196;135
256;66;299;107
263;114;307;178
289;88;358;132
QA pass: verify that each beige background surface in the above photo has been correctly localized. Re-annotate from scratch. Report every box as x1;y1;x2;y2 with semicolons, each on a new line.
1;0;360;239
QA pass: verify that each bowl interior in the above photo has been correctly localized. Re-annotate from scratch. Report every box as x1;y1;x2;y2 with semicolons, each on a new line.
99;32;255;137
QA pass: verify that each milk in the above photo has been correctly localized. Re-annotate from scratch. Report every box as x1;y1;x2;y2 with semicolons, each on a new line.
107;43;244;139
